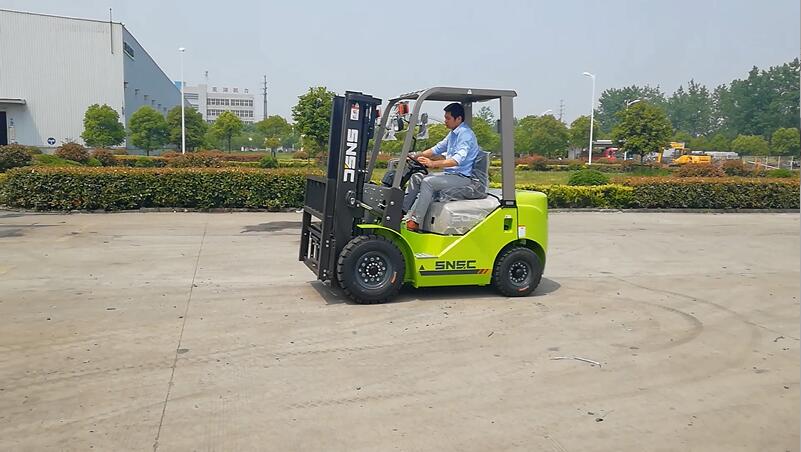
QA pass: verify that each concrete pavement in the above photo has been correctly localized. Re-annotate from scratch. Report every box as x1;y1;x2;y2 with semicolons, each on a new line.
0;211;798;451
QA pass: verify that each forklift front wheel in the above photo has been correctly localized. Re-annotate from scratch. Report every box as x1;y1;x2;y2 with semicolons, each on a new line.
336;235;405;304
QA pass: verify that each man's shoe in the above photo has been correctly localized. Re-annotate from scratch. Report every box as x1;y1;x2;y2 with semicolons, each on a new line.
405;219;419;232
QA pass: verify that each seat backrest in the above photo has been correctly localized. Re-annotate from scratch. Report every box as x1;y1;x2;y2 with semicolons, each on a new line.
472;151;490;189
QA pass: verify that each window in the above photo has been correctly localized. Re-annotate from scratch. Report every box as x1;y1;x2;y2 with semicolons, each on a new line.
223;88;228;93
123;42;135;59
233;88;239;93
212;87;217;92
244;89;249;94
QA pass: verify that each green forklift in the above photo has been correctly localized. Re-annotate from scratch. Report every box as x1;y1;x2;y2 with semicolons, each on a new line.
299;87;548;304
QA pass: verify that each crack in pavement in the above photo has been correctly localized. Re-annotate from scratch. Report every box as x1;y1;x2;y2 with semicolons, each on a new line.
153;222;208;452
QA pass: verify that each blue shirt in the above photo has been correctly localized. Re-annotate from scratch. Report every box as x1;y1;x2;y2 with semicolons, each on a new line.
430;123;480;177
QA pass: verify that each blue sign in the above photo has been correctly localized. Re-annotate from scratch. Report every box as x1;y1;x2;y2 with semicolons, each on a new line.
47;137;56;145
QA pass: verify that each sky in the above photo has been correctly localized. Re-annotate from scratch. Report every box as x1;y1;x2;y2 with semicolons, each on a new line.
2;0;799;123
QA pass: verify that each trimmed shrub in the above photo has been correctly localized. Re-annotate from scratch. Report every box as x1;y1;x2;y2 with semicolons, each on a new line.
374;153;393;169
86;158;102;167
674;163;725;178
293;150;309;159
166;154;224;168
1;167;319;210
511;183;634;208
516;155;547;171
568;169;610;186
90;149;117;167
115;155;168;167
721;160;748;177
134;157;162;168
767;168;795;178
55;142;89;163
111;149;129;155
159;150;181;159
623;177;799;209
528;155;548;171
259;156;279;168
0;144;34;171
280;159;317;168
33;154;82;167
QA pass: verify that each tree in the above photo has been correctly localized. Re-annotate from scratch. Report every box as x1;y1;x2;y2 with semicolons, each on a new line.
568;115;599;150
611;102;673;162
514;115;569;158
477;106;495;124
715;59;800;137
166;106;208;151
731;135;770;155
264;137;282;155
689;133;731;152
291;87;336;156
666;79;714;136
597;85;666;134
771;128;800;156
471;117;500;152
256;115;292;157
128;106;168;156
210;111;244;152
81;104;125;147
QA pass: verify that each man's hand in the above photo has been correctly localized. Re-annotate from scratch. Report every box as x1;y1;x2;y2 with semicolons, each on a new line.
417;156;433;167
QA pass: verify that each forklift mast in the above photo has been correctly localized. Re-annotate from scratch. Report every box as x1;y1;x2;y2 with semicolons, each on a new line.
299;91;382;282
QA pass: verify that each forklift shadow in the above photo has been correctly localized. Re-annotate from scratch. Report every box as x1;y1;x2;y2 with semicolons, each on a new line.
310;277;561;305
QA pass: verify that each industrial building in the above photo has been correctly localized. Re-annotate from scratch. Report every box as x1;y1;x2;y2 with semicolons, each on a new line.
183;84;256;124
0;9;181;148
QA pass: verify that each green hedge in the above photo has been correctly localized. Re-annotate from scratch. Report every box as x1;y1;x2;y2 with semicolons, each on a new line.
623;177;799;209
511;183;634;208
1;167;317;210
1;168;797;211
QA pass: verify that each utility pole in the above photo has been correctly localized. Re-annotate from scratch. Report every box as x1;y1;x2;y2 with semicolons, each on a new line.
558;99;565;122
262;75;268;120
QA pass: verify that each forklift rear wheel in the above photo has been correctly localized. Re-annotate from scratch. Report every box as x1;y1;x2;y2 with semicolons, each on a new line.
492;247;542;297
336;235;405;304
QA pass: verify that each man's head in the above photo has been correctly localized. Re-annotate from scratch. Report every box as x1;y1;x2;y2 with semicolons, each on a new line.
443;103;465;130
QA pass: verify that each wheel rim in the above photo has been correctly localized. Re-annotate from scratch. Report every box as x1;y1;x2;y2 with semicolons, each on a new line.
354;251;392;290
508;260;531;286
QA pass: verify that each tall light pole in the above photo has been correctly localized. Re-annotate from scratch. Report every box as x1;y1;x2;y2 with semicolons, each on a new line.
583;72;596;165
179;47;186;154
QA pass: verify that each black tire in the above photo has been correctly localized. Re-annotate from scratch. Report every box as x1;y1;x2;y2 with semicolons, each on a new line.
336;235;405;304
492;247;543;297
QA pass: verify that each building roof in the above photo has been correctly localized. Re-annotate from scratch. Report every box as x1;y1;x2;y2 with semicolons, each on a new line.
0;8;124;26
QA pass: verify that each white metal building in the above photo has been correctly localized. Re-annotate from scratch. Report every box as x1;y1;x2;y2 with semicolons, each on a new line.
184;84;256;124
0;9;181;148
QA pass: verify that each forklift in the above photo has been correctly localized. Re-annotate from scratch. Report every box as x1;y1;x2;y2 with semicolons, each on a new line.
299;87;548;304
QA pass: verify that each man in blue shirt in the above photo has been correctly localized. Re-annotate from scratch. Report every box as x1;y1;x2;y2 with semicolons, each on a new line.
403;102;480;232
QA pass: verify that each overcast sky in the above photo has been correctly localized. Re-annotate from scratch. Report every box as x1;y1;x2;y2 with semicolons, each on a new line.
2;0;799;123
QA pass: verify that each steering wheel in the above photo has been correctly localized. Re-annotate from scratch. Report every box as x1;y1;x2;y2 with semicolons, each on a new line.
406;156;429;176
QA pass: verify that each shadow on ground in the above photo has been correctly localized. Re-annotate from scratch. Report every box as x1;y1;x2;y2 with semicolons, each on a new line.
310;277;561;306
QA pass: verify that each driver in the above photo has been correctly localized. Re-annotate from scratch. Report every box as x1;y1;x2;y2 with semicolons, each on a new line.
403;102;480;232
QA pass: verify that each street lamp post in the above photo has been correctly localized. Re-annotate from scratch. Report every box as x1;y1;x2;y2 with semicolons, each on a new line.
625;99;641;108
179;47;186;154
583;72;596;165
540;109;553;116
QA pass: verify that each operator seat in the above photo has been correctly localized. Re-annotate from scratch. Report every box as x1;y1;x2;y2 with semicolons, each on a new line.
421;151;500;235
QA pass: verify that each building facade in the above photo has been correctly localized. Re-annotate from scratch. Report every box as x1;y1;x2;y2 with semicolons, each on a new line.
184;84;255;124
0;9;181;148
